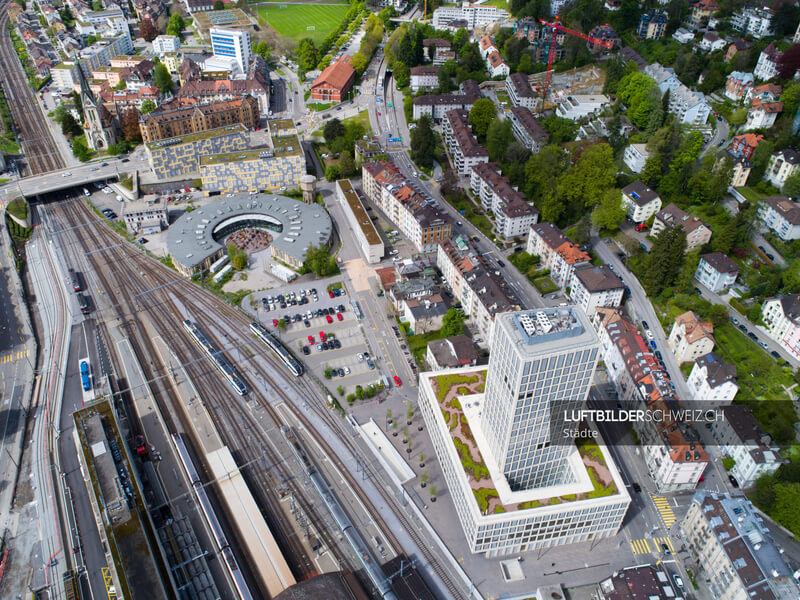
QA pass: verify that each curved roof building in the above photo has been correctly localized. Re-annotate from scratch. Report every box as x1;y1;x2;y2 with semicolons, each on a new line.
166;194;333;274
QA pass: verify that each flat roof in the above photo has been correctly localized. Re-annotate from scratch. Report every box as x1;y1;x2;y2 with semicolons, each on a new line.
166;193;333;271
336;179;382;245
146;123;247;149
199;136;302;165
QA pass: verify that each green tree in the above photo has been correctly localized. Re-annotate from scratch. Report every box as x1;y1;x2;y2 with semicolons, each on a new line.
711;218;738;254
227;243;248;270
323;118;345;145
61;113;82;138
337;385;345;396
350;52;368;75
71;90;84;120
441;308;466;336
591;188;626;231
140;99;156;114
722;456;736;470
750;139;775;181
325;164;341;181
730;107;748;126
643;226;687;296
303;244;339;277
324;365;333;379
675;250;701;292
410;114;435;169
153;63;174;93
486;117;513;163
556;143;616;218
214;0;224;8
468;98;496;140
393;60;410;88
541;115;578;144
167;13;185;38
617;71;659;129
524;144;567;201
297;38;319;71
338;150;355;177
782;170;800;197
72;136;91;161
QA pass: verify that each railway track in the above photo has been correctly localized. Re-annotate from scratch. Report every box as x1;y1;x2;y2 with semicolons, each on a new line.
49;197;467;599
0;0;65;175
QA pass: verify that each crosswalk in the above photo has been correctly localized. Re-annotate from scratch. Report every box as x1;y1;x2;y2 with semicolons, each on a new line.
653;495;677;528
630;536;675;555
0;349;29;364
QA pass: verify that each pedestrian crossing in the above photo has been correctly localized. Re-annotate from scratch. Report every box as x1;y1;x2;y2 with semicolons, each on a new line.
653;495;676;528
630;536;675;555
0;349;29;364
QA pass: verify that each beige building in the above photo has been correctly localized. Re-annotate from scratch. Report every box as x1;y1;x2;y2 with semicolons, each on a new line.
668;311;715;363
765;149;800;191
621;181;662;223
121;198;167;234
335;179;383;264
652;203;712;252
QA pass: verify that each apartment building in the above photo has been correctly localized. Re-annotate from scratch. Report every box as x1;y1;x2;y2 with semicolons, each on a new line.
758;195;800;241
694;252;739;293
637;10;668;39
432;3;510;29
486;50;510;77
412;80;481;120
425;335;478;370
764;149;800;190
336;179;384;264
668;311;715;364
754;42;781;80
443;109;489;175
687;352;738;404
645;62;711;124
597;565;679;600
745;98;783;130
724;71;754;102
470;162;538;239
152;34;180;56
555;94;610;121
730;7;775;39
620;181;662;224
362;161;453;253
505;72;536;110
681;492;800;600
652;203;712;252
526;222;591;288
761;294;800;360
569;265;624;316
138;96;259;143
410;66;439;92
507;106;549;152
436;235;519;343
622;143;650;174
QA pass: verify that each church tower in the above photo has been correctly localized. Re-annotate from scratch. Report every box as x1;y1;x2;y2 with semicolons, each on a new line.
79;70;116;151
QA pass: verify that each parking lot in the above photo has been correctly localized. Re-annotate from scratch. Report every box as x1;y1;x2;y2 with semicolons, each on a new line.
249;280;395;397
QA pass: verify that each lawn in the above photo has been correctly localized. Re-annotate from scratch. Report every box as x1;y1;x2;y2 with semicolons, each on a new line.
254;4;350;45
0;136;19;154
533;275;559;294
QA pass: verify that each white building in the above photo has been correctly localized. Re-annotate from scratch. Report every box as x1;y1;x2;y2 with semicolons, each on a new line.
432;3;510;29
443;109;489;175
486;50;509;78
694;252;739;293
412;80;481;121
622;143;650;173
761;294;800;360
508;106;549;152
744;98;782;130
711;406;783;488
410;66;439;92
555;94;610;121
758;195;800;241
425;335;478;370
569;265;624;317
51;61;80;91
681;492;800;600
765;149;800;190
527;223;591;288
620;180;662;224
505;72;536;110
121;198;168;234
210;28;250;74
668;311;715;364
667;86;711;125
730;7;775;39
686;352;738;404
672;27;694;44
645;63;681;94
470;163;538;239
152;35;180;56
335;179;383;264
416;309;630;555
754;43;781;81
699;32;726;52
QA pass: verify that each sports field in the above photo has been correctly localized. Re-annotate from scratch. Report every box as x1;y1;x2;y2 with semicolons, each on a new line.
254;3;350;45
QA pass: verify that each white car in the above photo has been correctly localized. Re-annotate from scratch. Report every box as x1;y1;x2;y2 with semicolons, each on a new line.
357;353;364;362
645;330;654;340
61;172;71;177
344;367;350;375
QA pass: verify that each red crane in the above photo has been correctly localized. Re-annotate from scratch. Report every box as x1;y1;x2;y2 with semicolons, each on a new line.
538;16;614;105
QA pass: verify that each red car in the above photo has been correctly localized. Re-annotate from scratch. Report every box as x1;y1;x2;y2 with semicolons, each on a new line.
326;314;333;323
308;335;314;343
272;319;279;326
635;223;648;232
337;312;343;321
394;375;402;386
329;290;335;298
319;331;326;341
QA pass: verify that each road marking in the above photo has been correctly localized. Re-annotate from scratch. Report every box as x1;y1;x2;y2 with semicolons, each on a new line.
630;538;651;554
101;567;117;599
653;495;676;527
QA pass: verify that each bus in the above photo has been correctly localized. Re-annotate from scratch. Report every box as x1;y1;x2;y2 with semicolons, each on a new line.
79;359;91;392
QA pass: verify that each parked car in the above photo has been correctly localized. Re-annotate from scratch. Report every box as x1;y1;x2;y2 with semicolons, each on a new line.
337;312;343;321
394;375;402;386
326;314;333;323
302;346;310;355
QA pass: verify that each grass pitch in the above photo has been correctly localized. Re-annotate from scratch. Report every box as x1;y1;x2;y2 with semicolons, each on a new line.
254;3;350;46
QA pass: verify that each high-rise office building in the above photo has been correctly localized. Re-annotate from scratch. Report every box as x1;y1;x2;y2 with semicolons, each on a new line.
482;309;600;489
210;28;250;74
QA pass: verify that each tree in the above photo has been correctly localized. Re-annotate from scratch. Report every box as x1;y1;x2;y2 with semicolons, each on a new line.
556;143;616;223
541;115;578;144
214;0;224;8
227;243;248;270
410;114;435;169
429;484;437;499
120;109;141;143
675;250;701;292
711;218;738;254
468;98;496;140
323;118;345;145
591;188;626;231
617;71;660;129
337;385;345;396
303;244;338;277
324;365;333;379
167;13;185;39
324;164;341;181
296;38;319;71
71;90;84;120
750;139;775;181
338;150;355;177
85;34;97;47
420;471;429;487
418;453;426;467
140;99;156;114
524;144;568;202
253;41;271;60
643;226;687;296
350;52;368;75
441;308;466;336
779;44;800;80
772;3;800;37
72;136;91;161
139;18;157;42
61;113;82;138
114;80;127;91
153;63;174;94
486;117;513;163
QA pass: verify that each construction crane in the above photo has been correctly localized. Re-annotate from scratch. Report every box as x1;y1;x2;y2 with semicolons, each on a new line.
538;15;614;107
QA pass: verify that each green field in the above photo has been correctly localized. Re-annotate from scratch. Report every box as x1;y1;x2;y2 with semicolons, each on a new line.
255;4;350;45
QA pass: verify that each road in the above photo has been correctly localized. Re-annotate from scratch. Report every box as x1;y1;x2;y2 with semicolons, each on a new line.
701;113;729;158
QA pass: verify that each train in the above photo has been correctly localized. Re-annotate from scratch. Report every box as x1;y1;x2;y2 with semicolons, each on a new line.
281;426;398;600
182;319;248;396
68;268;82;292
77;294;91;315
79;359;91;392
171;433;253;600
249;321;304;377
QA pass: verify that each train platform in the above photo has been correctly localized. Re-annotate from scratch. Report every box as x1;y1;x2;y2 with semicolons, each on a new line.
357;419;415;485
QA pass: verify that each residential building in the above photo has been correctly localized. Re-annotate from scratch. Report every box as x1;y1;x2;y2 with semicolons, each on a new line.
51;61;81;91
507;106;548;152
765;149;800;190
699;32;726;53
623;143;650;173
310;56;355;103
754;42;781;81
138;96;259;143
724;71;754;102
526;223;590;288
796;20;800;43
746;82;781;104
401;295;449;334
469;163;539;239
652;203;713;252
730;156;751;187
145;124;249;179
388;275;441;312
593;307;709;492
672;27;694;44
555;94;610;121
725;39;752;63
175;71;270;116
668;311;715;364
586;24;620;52
637;10;668;39
514;17;538;42
695;252;739;293
597;565;679;600
687;352;738;404
185;0;213;12
711;406;784;487
423;38;451;62
486;50;509;77
730;133;764;161
431;3;510;29
425;335;479;370
569;265;624;316
152;34;180;56
730;7;775;39
362;161;453;253
505;73;536;110
335;179;383;264
436;235;519;342
478;35;498;59
443;109;489;175
762;295;800;359
620;181;662;224
691;0;718;24
667;86;711;125
434;49;456;66
745;98;782;130
758;196;800;241
412;80;481;121
121;198;167;234
410;66;439;92
645;63;682;94
681;492;800;600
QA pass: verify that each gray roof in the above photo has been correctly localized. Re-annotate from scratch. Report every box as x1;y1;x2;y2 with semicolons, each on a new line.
700;252;739;275
622;180;660;206
696;352;736;388
166;194;332;271
573;264;624;293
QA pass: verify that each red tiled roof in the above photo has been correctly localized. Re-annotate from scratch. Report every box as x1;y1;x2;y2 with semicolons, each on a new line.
311;56;355;92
